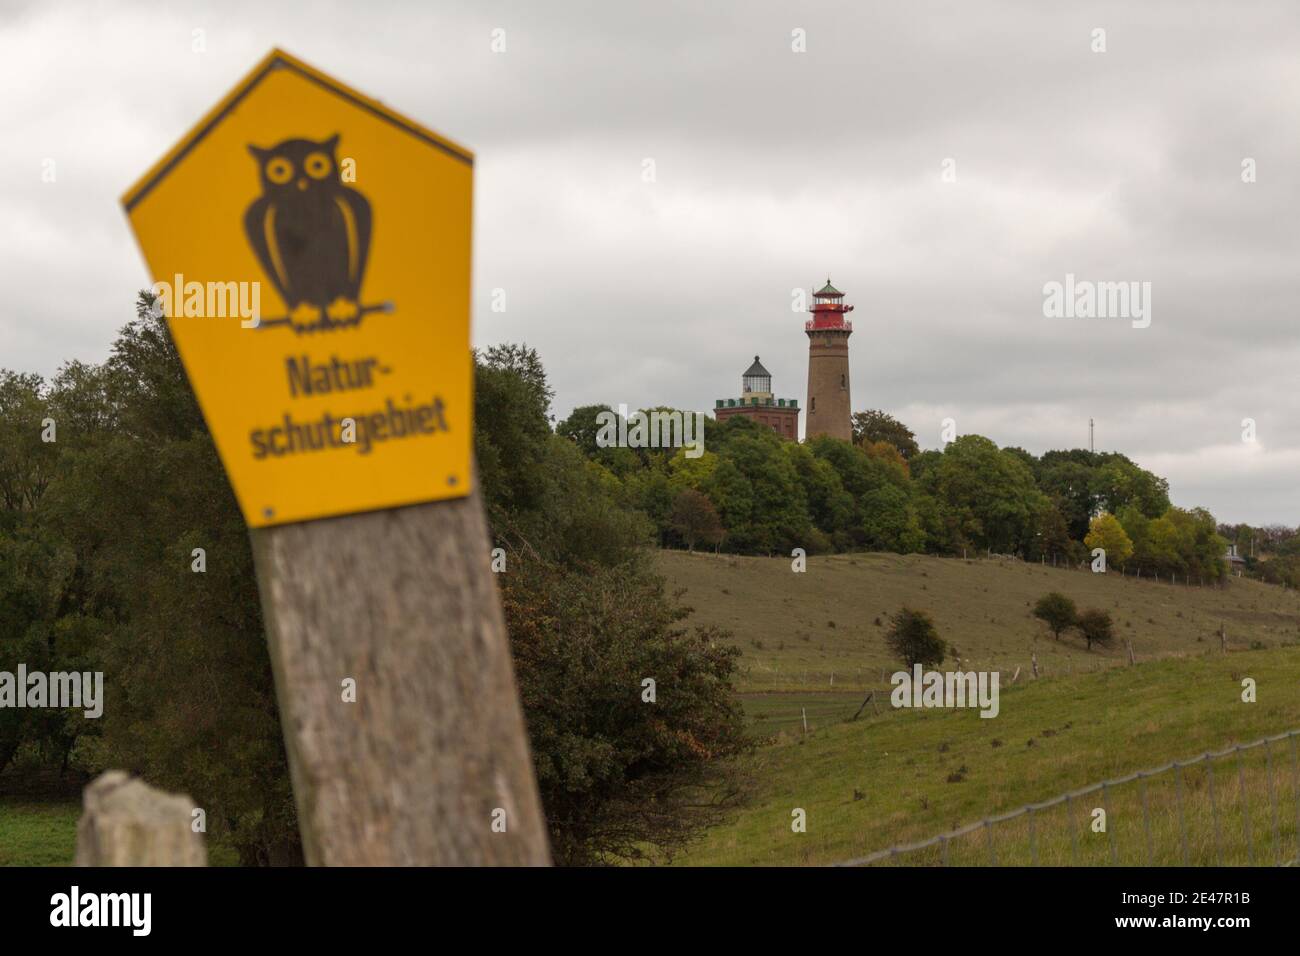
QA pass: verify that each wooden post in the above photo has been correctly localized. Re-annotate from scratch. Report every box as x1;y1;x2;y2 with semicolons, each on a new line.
802;707;808;734
1031;652;1039;678
1220;623;1227;654
851;690;873;721
251;490;550;866
75;771;206;866
1126;640;1135;666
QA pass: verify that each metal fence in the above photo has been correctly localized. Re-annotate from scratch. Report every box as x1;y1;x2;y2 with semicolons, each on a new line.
836;729;1300;867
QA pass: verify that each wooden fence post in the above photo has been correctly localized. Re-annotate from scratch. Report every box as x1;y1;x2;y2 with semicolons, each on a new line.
251;487;550;866
74;771;206;866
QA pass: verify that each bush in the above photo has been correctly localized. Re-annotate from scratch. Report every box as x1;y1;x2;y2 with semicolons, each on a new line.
1075;608;1116;651
885;607;946;668
500;556;748;865
1032;591;1078;640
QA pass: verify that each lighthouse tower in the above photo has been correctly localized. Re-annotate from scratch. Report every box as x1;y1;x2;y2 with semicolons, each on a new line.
804;279;854;441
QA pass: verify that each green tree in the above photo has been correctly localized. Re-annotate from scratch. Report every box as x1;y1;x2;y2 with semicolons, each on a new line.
1032;591;1078;641
1074;608;1116;651
31;292;301;864
885;607;946;668
851;410;919;459
475;344;555;533
919;435;1047;554
500;559;747;865
784;442;853;548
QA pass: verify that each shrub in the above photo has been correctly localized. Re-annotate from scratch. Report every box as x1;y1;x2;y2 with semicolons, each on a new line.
1032;591;1078;640
1075;608;1116;651
885;607;946;668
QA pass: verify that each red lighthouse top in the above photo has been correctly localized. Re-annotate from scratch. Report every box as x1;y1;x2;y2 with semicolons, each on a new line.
806;278;854;332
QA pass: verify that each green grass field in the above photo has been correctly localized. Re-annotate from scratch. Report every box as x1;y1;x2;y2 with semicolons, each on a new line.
674;646;1300;866
0;796;80;866
662;549;1300;866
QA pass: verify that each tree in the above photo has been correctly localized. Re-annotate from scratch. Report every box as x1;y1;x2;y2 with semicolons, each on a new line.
1032;591;1077;640
1032;498;1073;561
31;292;301;864
500;558;748;865
885;607;946;668
555;403;612;452
474;344;555;532
669;489;723;552
919;435;1047;554
1036;451;1102;541
1075;608;1115;651
851;410;919;459
1084;512;1133;567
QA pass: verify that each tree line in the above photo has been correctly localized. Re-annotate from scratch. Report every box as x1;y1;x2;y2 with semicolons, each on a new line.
556;403;1238;579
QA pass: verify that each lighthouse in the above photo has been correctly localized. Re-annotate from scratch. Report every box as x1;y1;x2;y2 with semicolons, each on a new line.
804;279;854;441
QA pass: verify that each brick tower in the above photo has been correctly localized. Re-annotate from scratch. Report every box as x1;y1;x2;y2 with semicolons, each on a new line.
804;279;854;441
714;356;799;440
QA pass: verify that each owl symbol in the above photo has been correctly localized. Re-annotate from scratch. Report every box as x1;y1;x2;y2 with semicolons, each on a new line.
243;134;377;333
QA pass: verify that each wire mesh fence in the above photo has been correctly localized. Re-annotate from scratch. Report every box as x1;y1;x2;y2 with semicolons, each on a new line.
836;729;1300;867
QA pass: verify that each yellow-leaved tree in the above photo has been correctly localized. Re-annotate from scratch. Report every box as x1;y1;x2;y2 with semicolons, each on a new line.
1085;512;1134;567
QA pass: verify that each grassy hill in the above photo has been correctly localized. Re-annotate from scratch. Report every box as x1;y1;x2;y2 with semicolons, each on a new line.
654;549;1300;866
657;550;1300;694
672;646;1300;866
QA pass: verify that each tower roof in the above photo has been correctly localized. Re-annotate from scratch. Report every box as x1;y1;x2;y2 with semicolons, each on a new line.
744;355;770;378
815;279;842;297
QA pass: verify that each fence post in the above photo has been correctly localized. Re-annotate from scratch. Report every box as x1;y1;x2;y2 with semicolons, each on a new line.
74;771;206;866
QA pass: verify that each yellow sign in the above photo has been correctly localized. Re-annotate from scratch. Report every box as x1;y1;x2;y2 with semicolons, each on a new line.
122;49;473;527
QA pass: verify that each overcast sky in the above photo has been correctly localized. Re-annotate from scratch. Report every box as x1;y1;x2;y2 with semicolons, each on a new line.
1;0;1296;524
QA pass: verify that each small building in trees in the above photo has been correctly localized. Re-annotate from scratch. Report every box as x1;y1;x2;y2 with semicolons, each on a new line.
714;355;800;440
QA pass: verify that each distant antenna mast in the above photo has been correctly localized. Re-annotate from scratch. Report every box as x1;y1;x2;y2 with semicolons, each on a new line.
1089;418;1094;453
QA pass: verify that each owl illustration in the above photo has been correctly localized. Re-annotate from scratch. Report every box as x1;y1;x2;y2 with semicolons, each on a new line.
243;134;372;331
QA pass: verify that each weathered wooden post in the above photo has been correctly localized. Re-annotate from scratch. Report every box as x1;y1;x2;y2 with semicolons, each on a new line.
75;772;206;866
252;492;548;865
122;49;550;865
